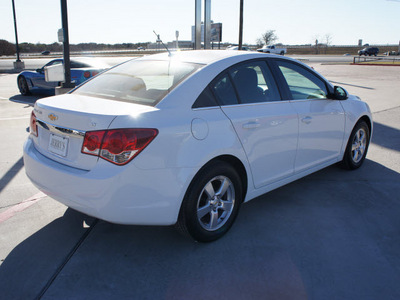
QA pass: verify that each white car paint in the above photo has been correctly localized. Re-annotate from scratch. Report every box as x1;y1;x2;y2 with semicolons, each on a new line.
23;50;372;229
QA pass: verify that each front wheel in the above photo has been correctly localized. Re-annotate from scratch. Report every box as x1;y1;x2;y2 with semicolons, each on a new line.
340;120;370;170
176;161;243;242
18;76;30;96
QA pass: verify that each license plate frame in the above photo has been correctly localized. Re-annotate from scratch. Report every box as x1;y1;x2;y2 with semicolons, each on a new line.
48;133;69;157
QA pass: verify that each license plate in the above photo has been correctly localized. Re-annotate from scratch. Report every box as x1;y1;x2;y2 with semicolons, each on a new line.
48;134;69;157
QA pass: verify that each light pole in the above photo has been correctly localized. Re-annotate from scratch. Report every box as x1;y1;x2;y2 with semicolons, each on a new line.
238;0;243;50
60;0;75;89
11;0;24;70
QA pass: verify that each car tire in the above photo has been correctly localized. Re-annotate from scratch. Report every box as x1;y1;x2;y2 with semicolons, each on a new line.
176;160;243;242
280;51;285;55
18;76;30;96
340;120;370;170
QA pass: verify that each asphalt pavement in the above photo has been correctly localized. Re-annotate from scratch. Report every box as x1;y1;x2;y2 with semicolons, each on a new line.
0;60;399;299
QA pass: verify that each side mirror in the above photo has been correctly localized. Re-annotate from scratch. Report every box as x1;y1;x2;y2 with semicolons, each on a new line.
36;68;43;73
332;86;348;100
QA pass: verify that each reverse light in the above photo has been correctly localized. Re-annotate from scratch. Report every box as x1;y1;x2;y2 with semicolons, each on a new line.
30;111;38;137
81;128;158;165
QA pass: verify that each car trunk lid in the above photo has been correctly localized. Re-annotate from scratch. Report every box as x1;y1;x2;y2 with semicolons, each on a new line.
32;94;156;170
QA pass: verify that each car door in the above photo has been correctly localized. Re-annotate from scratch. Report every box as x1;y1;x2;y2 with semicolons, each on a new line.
211;60;298;189
273;60;345;172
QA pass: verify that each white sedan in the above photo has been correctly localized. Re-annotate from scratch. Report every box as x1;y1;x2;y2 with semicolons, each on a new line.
23;50;372;242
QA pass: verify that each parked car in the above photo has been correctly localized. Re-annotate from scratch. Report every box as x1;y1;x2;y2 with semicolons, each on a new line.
23;51;372;242
226;45;251;51
41;50;50;55
17;58;109;95
257;45;287;55
358;47;379;56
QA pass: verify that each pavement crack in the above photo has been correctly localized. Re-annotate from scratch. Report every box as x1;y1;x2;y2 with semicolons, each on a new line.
34;218;99;300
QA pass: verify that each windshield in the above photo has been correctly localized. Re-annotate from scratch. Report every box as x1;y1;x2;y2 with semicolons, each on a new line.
74;59;202;106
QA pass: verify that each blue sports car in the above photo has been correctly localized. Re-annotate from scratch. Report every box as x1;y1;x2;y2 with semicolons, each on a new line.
17;58;109;95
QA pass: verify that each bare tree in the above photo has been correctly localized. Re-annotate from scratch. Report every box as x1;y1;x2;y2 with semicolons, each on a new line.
324;33;333;46
256;38;264;48
257;30;278;46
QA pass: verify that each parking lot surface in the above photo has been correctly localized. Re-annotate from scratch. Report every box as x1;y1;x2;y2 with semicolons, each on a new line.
0;60;399;299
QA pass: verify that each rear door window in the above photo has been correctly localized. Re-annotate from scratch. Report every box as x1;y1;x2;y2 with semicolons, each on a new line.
229;61;281;103
210;73;239;106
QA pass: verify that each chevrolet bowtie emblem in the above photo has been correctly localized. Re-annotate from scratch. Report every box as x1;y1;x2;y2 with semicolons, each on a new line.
48;113;58;121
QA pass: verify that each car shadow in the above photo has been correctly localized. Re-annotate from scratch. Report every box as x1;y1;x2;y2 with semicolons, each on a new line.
1;160;399;299
9;94;50;107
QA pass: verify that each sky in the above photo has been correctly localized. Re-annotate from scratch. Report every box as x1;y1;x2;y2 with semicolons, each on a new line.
1;0;399;46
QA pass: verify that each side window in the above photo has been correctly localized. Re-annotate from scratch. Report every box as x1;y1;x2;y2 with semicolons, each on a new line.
211;73;239;106
276;61;328;100
229;61;281;104
70;61;89;68
44;60;62;68
192;87;218;108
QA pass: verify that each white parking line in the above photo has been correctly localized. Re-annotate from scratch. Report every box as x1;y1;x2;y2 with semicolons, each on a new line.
0;116;30;121
0;97;9;100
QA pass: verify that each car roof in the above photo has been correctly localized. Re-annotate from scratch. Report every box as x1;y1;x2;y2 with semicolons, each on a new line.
137;50;270;65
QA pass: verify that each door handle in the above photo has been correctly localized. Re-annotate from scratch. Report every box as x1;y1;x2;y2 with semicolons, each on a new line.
242;122;261;129
301;116;312;124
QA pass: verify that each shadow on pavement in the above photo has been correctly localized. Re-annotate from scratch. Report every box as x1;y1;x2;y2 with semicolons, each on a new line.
329;80;375;90
0;157;24;195
9;94;49;107
372;121;400;152
1;160;399;299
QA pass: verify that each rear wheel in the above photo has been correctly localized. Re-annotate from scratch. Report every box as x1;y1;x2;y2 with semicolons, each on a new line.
177;161;243;242
340;120;370;170
18;76;30;95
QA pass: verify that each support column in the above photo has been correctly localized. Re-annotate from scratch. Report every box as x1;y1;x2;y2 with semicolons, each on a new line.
204;0;211;49
195;0;201;49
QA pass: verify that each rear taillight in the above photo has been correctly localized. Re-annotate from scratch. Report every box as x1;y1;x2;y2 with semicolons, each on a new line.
83;71;91;78
92;71;99;76
30;111;38;137
81;128;158;165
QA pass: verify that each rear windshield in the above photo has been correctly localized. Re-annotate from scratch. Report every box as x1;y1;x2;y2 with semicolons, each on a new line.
74;59;202;106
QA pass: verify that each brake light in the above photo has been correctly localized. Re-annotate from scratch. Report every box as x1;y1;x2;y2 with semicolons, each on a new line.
83;71;91;78
82;130;105;156
30;111;38;137
92;71;99;76
81;128;158;165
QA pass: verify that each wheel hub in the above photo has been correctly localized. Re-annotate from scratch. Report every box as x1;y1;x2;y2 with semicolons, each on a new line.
210;196;221;210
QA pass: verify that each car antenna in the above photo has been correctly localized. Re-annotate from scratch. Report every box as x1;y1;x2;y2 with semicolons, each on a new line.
153;30;171;56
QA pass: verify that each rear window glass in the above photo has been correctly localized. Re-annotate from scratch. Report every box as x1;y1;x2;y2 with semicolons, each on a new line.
74;60;202;106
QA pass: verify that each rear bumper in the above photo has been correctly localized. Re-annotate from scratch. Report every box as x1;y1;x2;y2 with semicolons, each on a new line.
23;137;194;225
